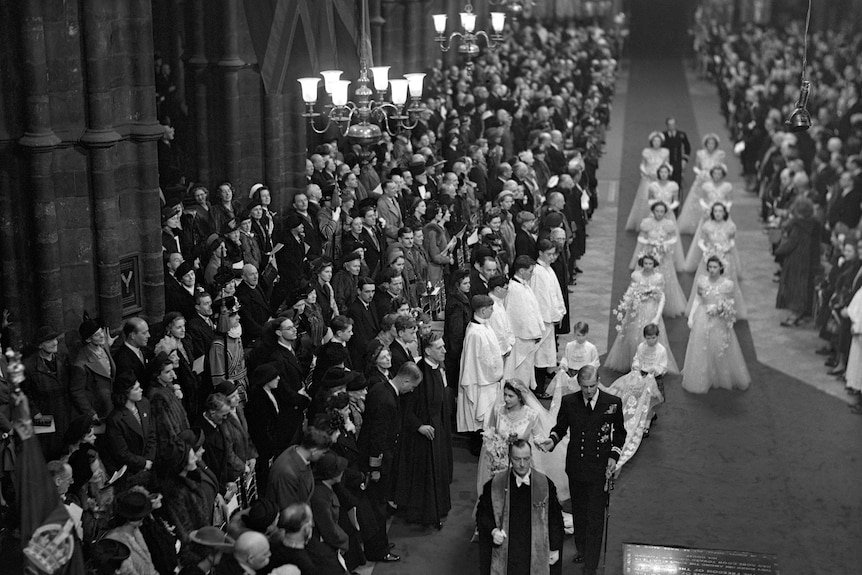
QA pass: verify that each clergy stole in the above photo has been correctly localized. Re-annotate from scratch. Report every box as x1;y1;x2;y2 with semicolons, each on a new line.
490;471;550;575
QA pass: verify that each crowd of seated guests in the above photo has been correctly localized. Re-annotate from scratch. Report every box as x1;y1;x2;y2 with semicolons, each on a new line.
695;17;862;413
0;17;624;575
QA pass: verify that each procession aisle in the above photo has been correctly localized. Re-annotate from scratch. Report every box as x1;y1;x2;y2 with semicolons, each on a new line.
602;54;862;575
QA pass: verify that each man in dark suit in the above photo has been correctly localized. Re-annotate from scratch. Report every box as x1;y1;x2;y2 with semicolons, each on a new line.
288;190;322;257
470;248;498;299
266;317;311;444
197;392;246;491
371;269;404;324
267;422;332;512
357;362;421;556
540;366;625;575
662;116;691;191
514;212;539;260
235;264;272;345
186;291;217;361
388;315;417;375
112;317;153;392
164;259;196;317
358;202;385;278
347;277;380;370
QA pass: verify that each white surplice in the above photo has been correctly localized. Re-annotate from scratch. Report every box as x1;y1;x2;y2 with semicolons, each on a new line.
529;259;566;368
457;317;504;432
505;276;544;387
488;294;515;356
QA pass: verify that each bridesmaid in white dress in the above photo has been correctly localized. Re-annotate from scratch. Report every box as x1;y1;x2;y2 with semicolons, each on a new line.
606;254;680;373
678;133;726;234
625;132;670;231
630;201;687;317
682;256;751;394
685;202;747;318
647;164;680;220
687;163;733;259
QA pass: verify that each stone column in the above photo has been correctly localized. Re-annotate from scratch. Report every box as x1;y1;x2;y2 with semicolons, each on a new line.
18;0;63;329
79;0;125;327
218;0;243;186
370;0;385;64
187;0;210;184
261;81;284;194
130;0;165;323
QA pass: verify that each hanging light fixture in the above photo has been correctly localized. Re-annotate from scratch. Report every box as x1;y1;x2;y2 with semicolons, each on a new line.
785;0;812;132
489;0;534;18
297;0;425;149
433;3;506;71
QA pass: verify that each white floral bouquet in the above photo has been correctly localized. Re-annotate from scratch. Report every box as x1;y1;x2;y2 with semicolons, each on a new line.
483;430;517;476
612;284;660;333
706;297;737;327
706;297;737;355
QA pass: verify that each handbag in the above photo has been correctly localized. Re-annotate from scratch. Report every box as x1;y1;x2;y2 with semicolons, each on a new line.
261;260;278;286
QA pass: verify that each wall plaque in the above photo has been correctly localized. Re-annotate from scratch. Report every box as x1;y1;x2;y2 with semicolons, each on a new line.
623;543;779;575
120;255;142;316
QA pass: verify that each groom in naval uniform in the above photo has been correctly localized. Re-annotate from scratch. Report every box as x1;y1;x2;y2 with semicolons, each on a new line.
539;365;625;575
662;116;691;201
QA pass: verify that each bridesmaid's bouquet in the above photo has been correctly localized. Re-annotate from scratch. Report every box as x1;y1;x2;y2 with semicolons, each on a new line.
613;284;661;333
706;298;737;327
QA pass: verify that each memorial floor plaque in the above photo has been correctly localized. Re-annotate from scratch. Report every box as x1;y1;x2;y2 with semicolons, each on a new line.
623;543;779;574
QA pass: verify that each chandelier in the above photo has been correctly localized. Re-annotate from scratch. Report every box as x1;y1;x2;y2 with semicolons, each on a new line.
489;0;534;18
297;0;425;148
433;3;506;70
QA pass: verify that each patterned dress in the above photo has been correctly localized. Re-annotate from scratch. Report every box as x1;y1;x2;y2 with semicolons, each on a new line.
678;148;726;233
682;276;750;394
630;216;687;317
626;147;670;231
605;270;680;373
476;403;539;495
684;218;747;319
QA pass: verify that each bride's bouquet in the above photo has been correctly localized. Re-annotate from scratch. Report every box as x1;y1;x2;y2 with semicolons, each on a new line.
483;430;518;475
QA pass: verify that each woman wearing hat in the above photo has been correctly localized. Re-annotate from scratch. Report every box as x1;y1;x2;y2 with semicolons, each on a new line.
185;185;213;249
364;344;392;392
159;440;212;545
249;201;274;271
208;182;242;237
678;133;725;234
292;282;327;349
423;200;455;287
237;209;262;272
178;526;234;575
625;131;670;231
245;363;293;492
154;312;201;417
311;258;339;324
775;197;821;329
23;326;72;459
203;236;230;292
70;313;116;421
146;351;190;466
104;490;159;575
105;373;156;487
67;441;113;545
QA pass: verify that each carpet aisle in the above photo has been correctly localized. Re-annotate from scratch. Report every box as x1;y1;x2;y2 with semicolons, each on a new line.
600;55;862;575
